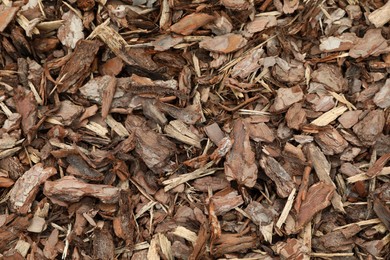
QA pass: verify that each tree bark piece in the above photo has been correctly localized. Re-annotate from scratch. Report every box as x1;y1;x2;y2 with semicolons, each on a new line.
44;176;120;205
225;118;258;188
9;163;57;214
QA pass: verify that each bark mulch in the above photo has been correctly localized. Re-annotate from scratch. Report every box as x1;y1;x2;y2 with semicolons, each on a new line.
0;0;389;259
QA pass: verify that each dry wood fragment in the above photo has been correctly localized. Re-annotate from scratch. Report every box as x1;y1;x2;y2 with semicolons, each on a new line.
213;233;257;257
170;13;214;36
13;87;37;139
319;33;358;52
93;228;115;260
44;176;120;205
245;16;277;34
57;11;84;49
221;0;252;10
56;40;101;93
101;76;117;119
368;1;390;28
0;5;19;32
286;103;306;130
307;143;345;213
204;123;224;145
66;155;104;181
349;29;389;58
373;78;390;108
274;238;310;259
353;110;385;146
50;100;84;126
113;191;135;246
225;118;258;188
311;64;348;93
199;33;248;54
9;163;56;214
105;114;129;138
338;110;362;128
294;182;334;232
276;188;297;229
164;120;201;148
314;127;348;155
366;153;390;178
260;155;295;198
210;187;244;215
126;115;175;173
311;106;347;126
271;86;304;112
163;161;218;191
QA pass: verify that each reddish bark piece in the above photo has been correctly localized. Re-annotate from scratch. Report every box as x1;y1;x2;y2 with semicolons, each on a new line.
225;119;258;188
314;127;348;155
353;110;385;145
51;100;84;126
221;0;252;10
170;13;215;35
283;0;299;14
93;228;115;260
101;76;117;119
260;155;295;198
43;229;59;259
245;16;277;34
286;103;306;130
246;119;275;143
204;123;225;145
199;34;247;54
125;115;175;173
13;87;37;138
192;176;229;192
57;11;84;49
66;155;104;181
338;110;362;128
57;40;102;93
316;230;355;252
0;177;14;188
319;33;358;52
373;197;390;230
349;29;389;58
210;187;244;215
44;176;120;205
271;86;304;112
295;182;334;232
213;233;257;257
231;48;264;78
0;5;19;32
274;238;310;259
373;79;390;108
100;57;123;76
77;0;95;11
9;163;57;214
151;34;184;51
245;201;277;226
210;137;233;163
311;64;348;93
366;153;390;178
113;191;136;246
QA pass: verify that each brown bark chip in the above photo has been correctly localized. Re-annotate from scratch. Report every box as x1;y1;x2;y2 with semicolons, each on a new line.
225;119;258;188
353;110;385;145
9;164;57;214
57;40;102;93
